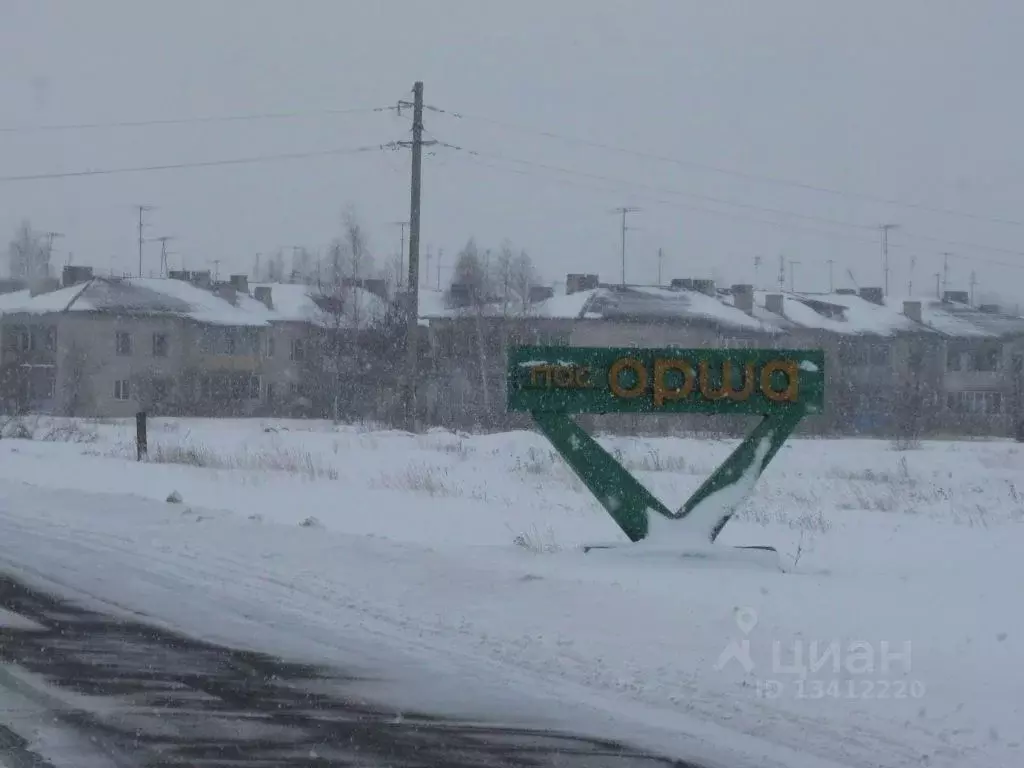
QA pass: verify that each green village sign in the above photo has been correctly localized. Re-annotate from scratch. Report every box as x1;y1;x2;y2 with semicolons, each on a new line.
507;346;826;548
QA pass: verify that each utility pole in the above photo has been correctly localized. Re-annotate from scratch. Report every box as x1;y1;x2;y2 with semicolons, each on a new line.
789;260;801;293
424;249;432;290
826;259;835;293
612;206;640;286
155;236;175;278
941;252;951;297
908;254;916;295
934;272;941;299
136;205;154;277
657;247;664;286
436;248;443;290
880;223;899;296
777;254;785;291
753;256;762;289
969;270;978;306
397;81;435;428
212;259;221;281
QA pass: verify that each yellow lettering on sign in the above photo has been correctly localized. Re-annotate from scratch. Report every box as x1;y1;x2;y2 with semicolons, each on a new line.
760;359;799;402
608;357;647;398
698;360;756;401
553;366;574;388
653;358;695;407
529;364;590;389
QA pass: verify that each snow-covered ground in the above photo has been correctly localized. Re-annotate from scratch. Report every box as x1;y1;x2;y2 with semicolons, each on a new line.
0;416;1020;767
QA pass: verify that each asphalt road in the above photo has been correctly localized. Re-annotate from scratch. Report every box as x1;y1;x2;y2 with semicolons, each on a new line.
0;573;703;768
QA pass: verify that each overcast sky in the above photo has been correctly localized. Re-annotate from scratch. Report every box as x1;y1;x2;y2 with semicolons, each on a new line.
2;0;1023;305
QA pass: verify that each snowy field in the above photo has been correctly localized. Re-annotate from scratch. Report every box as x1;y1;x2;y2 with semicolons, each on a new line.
0;416;1020;768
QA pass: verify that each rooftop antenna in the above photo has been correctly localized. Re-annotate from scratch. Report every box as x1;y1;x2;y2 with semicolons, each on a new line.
879;223;899;296
135;205;155;277
155;236;175;278
42;231;63;277
846;267;860;290
788;260;801;293
611;206;640;286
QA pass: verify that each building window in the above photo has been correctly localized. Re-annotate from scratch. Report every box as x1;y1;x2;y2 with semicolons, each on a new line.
947;390;1001;414
152;333;168;357
248;375;261;400
116;332;133;356
151;378;170;403
290;338;306;361
266;334;276;358
31;373;56;400
44;327;57;352
971;348;1000;372
114;379;131;401
11;326;31;352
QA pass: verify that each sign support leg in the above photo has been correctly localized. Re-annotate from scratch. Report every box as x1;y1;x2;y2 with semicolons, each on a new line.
531;411;672;542
674;407;806;542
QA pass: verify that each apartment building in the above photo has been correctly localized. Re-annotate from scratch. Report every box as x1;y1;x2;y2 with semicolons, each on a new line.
0;268;388;418
417;274;1024;436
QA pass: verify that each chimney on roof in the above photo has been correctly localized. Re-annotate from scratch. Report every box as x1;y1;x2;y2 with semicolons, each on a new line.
859;287;885;305
254;285;273;310
903;300;923;324
566;273;599;294
529;285;555;303
765;293;785;316
213;283;237;306
229;274;249;295
692;279;716;296
731;284;754;315
62;265;93;288
448;282;472;308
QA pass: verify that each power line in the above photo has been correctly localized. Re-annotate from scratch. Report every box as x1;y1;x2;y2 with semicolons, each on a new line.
0;105;397;134
431;106;1024;229
437;141;1024;268
437;141;880;235
0;144;398;183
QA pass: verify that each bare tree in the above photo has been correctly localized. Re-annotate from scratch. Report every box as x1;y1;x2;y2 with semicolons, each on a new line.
448;239;496;420
508;249;538;313
7;219;48;282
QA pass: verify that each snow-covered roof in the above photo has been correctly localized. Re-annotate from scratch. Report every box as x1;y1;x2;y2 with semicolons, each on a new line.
0;277;269;326
889;297;1024;338
418;284;783;332
242;283;389;328
0;277;390;329
774;292;925;335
